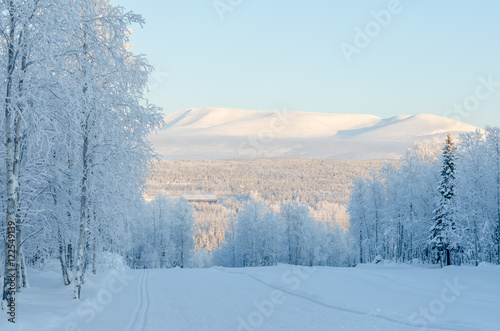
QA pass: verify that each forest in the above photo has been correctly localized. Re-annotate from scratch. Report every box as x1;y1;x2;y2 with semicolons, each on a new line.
109;158;389;268
1;0;499;322
138;130;500;270
0;0;163;309
349;129;500;267
146;158;389;236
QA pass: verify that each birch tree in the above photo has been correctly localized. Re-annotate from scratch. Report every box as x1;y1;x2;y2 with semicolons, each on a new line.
171;198;194;268
71;0;162;299
456;130;488;265
1;0;72;310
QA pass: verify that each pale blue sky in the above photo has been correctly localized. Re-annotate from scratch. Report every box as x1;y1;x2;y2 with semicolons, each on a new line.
114;0;500;128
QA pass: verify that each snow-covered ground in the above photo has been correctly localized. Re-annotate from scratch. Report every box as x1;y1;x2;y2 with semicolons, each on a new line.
2;261;499;331
149;108;479;160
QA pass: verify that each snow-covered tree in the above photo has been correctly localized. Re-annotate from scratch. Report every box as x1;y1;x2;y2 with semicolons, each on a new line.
281;201;316;266
0;0;162;307
348;178;369;263
429;133;458;266
71;0;162;299
235;200;265;267
1;0;77;309
171;198;195;268
484;127;500;264
455;130;488;265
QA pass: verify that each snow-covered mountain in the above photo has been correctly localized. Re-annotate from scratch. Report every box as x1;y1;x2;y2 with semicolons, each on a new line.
149;108;478;159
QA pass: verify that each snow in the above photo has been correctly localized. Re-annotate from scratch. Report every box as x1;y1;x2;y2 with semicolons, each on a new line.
149;108;479;160
2;262;499;330
181;194;217;200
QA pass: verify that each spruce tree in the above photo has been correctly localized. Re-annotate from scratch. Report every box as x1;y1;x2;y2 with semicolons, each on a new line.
429;133;457;266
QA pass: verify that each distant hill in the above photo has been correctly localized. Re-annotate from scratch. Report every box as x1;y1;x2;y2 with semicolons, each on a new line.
149;108;478;159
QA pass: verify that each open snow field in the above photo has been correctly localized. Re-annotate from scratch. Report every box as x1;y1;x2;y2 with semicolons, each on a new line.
2;262;499;331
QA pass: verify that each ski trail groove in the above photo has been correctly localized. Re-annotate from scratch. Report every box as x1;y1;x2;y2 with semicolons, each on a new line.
218;268;462;331
125;269;149;331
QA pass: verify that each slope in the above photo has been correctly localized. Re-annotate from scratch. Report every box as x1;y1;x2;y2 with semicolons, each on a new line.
149;108;478;160
3;263;499;331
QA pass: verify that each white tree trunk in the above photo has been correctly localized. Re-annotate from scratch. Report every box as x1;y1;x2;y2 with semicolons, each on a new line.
73;125;89;300
58;229;71;286
2;2;18;312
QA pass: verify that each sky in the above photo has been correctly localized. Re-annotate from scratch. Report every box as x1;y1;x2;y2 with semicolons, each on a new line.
113;0;500;128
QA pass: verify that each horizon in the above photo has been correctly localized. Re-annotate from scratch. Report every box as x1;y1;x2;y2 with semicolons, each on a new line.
151;107;477;160
113;0;500;129
165;106;486;128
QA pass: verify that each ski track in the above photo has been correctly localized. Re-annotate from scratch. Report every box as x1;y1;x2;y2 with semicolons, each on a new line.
124;269;149;331
218;268;465;331
6;264;498;331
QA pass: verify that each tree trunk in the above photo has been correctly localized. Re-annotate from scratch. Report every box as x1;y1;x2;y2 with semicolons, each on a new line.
92;233;97;275
68;243;73;270
473;215;479;267
15;225;21;292
2;2;18;310
20;249;28;289
58;229;71;286
359;231;363;264
83;233;89;278
73;124;89;300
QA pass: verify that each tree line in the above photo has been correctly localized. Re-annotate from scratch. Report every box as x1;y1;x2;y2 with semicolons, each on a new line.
213;197;355;268
349;129;500;266
131;193;355;270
